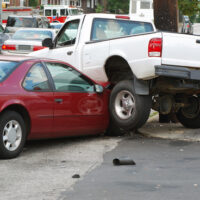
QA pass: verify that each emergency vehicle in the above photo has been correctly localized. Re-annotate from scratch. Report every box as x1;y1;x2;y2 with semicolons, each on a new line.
2;7;33;24
44;5;80;23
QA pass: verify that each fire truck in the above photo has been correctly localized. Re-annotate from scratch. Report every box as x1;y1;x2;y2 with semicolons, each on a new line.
44;5;80;23
2;7;33;24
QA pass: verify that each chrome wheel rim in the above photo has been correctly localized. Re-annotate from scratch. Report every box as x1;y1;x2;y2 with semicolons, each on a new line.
115;90;135;120
3;120;22;151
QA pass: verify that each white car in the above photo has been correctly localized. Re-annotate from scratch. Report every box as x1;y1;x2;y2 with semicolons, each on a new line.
1;28;57;55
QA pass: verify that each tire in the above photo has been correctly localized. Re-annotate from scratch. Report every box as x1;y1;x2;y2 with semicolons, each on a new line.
106;119;126;136
109;80;152;131
159;113;171;123
0;111;27;159
176;96;200;128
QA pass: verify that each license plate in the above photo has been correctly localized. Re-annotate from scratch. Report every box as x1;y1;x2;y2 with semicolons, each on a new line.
18;45;31;51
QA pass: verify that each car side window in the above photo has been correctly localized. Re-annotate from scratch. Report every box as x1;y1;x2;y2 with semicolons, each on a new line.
56;19;79;47
23;63;50;91
45;62;95;92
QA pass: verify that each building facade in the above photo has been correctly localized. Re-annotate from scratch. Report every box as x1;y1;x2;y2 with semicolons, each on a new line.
129;0;153;19
7;0;106;13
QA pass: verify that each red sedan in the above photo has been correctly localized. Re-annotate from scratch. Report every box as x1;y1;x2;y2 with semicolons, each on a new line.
0;55;110;159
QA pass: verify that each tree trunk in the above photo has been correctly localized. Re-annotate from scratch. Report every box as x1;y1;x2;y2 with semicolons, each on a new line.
154;0;178;32
82;0;87;13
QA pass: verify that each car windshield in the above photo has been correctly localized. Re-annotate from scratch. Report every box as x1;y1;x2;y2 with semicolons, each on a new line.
12;30;53;41
7;17;37;28
0;61;19;82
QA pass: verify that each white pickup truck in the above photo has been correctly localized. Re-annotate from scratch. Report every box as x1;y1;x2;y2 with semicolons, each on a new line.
30;14;200;131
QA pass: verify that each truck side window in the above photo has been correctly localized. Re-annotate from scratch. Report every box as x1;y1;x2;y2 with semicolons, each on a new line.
56;19;80;47
45;9;51;16
53;9;57;16
60;9;65;16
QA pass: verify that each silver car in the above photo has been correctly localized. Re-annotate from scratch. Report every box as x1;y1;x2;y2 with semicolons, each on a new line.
6;15;50;35
1;28;57;55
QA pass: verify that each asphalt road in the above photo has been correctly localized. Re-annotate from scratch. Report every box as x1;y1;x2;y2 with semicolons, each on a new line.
0;135;120;200
1;128;200;200
60;135;200;200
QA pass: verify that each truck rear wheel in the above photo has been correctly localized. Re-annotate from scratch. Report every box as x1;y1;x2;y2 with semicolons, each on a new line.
109;80;152;131
176;96;200;128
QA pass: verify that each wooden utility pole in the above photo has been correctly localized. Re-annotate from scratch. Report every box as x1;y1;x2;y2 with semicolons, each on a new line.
154;0;178;32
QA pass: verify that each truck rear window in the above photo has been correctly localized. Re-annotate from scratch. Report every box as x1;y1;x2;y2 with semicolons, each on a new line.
0;61;19;82
91;18;154;41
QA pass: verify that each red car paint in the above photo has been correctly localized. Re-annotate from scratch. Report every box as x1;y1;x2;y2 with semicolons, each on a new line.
0;56;110;140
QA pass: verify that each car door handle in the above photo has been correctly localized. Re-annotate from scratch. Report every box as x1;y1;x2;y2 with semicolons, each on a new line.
67;51;73;55
55;98;63;103
196;39;200;43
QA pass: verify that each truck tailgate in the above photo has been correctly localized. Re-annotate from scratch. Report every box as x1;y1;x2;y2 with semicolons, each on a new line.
162;32;200;69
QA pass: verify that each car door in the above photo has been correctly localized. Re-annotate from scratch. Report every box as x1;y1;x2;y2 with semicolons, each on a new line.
36;19;81;67
22;62;54;138
44;61;108;137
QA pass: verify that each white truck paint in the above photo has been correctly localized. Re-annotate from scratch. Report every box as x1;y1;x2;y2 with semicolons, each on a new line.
30;14;200;131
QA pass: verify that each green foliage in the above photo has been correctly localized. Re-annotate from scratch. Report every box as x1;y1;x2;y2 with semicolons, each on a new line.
178;0;200;16
95;4;104;13
107;0;129;14
29;0;38;7
40;5;44;10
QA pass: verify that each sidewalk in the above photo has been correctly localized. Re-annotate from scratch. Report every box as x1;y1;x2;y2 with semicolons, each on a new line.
139;113;200;142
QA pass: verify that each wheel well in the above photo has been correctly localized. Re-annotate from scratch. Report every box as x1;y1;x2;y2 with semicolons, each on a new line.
0;105;31;135
105;56;133;85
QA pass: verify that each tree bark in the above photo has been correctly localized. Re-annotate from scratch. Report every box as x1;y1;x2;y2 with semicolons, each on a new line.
154;0;178;32
82;0;87;13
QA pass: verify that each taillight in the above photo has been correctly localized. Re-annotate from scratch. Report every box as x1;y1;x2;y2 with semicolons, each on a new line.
2;44;16;51
148;38;162;57
33;46;45;51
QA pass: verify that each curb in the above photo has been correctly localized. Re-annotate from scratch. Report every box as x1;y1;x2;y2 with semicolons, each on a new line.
139;112;200;142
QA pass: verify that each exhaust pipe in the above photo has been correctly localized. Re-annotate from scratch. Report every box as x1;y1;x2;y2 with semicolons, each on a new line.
113;157;136;166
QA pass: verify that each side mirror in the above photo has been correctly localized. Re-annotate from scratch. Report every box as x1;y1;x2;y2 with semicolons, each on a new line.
95;84;104;93
42;38;54;49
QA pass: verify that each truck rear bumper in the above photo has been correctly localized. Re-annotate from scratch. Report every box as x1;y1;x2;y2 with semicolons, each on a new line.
155;65;200;81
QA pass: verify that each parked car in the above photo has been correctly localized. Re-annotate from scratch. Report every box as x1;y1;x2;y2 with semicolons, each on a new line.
1;28;57;55
0;24;10;52
31;13;200;131
0;55;109;159
5;15;50;35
